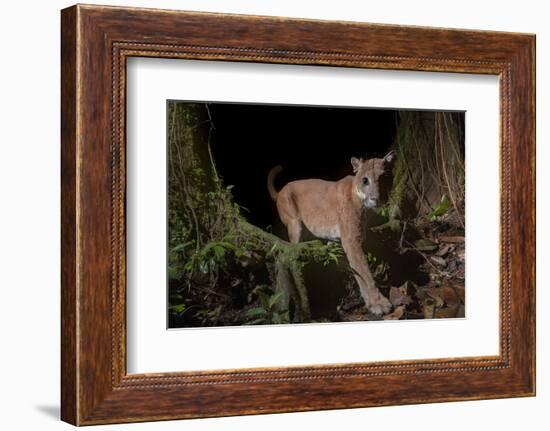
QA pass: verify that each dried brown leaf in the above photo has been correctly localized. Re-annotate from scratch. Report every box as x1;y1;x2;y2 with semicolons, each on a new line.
425;289;445;307
436;244;455;257
430;256;447;266
426;286;464;307
434;304;461;318
414;239;438;251
423;298;436;319
389;282;413;307
383;305;405;320
438;235;465;243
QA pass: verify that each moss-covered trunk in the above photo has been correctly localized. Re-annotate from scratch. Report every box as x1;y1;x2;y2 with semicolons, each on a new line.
388;111;465;227
168;102;344;324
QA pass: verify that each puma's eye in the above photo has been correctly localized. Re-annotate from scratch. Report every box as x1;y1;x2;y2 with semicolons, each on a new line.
362;177;370;186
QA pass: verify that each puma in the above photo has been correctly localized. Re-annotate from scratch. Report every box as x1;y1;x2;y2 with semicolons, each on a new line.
267;152;396;316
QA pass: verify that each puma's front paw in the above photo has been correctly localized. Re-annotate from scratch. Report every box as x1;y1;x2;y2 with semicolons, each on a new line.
367;292;392;316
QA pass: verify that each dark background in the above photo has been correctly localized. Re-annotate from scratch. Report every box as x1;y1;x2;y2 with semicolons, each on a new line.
206;102;397;232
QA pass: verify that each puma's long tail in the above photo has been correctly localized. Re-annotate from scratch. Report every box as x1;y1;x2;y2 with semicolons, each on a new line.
267;165;283;202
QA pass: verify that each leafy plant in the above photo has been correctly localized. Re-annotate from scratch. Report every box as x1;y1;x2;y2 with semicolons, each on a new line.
182;238;237;275
168;303;187;315
243;289;289;325
366;252;378;266
299;240;343;267
195;305;223;325
430;195;452;220
377;204;390;218
168;303;201;318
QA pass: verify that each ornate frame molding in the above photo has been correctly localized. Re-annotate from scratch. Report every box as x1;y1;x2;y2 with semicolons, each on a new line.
61;5;535;425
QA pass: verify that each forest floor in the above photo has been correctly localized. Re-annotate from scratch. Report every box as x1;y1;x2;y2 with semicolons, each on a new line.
338;220;465;322
169;218;465;328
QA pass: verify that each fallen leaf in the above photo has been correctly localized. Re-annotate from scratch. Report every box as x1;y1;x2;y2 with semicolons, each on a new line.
413;284;428;300
414;239;438;251
436;244;455;257
383;306;405;320
389;282;412;306
425;289;445;307
435;304;465;319
423;298;436;318
447;260;458;272
430;256;447;266
426;286;464;307
453;285;465;303
438;235;465;243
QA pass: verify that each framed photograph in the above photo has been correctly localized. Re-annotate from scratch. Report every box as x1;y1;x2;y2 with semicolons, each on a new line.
61;4;535;425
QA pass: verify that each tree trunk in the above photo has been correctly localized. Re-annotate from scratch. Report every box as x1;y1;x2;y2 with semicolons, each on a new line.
388;111;465;227
168;102;318;323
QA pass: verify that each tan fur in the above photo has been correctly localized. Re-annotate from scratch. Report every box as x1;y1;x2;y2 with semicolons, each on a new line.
267;152;395;315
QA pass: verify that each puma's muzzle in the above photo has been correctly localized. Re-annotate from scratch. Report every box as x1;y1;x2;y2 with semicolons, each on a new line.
365;197;378;208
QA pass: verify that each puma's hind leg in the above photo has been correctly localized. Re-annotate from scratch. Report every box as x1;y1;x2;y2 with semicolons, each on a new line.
286;219;303;244
276;188;303;244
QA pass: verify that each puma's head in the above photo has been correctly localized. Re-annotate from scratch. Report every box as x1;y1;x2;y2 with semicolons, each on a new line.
351;151;396;208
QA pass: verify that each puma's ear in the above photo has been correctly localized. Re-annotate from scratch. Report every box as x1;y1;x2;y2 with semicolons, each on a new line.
383;150;396;165
351;157;363;173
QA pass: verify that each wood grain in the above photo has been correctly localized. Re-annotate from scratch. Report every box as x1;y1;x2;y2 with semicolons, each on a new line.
61;4;535;425
60;5;78;425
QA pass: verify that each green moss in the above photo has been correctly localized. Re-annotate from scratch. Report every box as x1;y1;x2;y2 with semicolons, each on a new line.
168;102;352;323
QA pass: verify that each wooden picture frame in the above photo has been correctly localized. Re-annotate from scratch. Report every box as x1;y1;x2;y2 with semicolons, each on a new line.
61;4;535;425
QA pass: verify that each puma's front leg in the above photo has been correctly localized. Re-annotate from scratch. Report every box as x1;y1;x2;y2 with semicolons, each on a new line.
340;232;391;316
